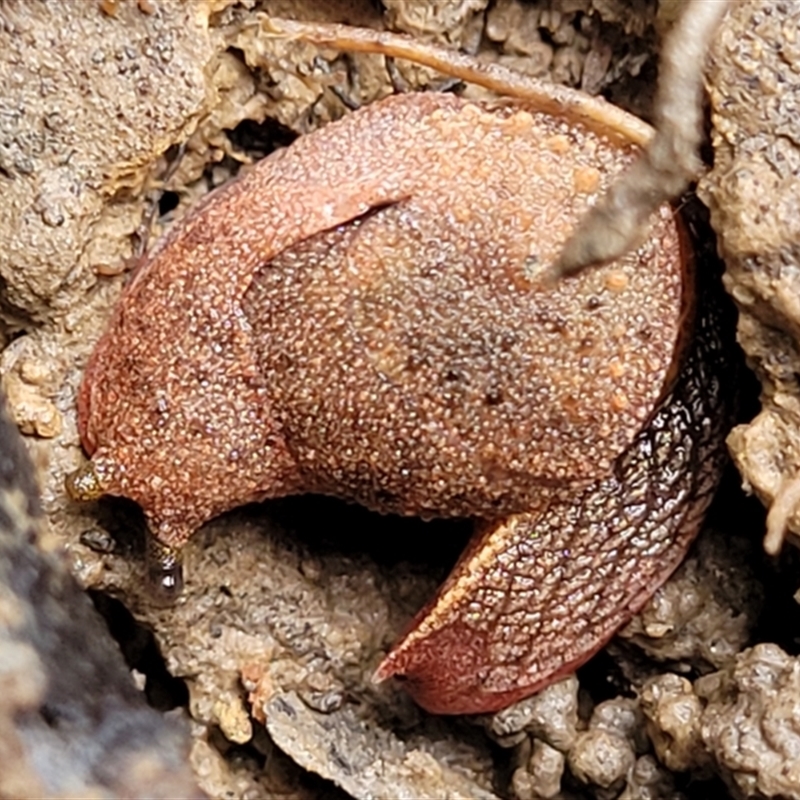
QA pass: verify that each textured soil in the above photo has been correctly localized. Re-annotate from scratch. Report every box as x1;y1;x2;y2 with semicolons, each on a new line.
1;1;799;799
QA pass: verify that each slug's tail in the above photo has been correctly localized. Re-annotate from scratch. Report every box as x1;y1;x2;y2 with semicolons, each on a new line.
375;223;735;715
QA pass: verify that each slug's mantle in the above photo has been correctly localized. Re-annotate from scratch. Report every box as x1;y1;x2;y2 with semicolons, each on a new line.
74;91;722;714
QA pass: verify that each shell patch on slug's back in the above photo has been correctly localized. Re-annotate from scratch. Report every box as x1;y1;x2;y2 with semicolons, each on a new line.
77;91;685;548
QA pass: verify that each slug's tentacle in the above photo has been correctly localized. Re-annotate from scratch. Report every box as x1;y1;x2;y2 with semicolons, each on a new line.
377;220;735;715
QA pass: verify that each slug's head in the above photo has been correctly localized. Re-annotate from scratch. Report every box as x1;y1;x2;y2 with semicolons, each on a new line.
70;271;298;560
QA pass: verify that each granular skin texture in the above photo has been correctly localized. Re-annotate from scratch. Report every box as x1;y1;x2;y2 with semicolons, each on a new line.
244;120;683;517
76;89;735;715
0;0;751;793
376;246;732;712
80;91;683;544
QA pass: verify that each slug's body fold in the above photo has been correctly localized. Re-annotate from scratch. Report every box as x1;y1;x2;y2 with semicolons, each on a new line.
376;255;732;712
77;91;730;714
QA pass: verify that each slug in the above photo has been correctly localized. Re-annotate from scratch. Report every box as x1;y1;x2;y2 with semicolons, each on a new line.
68;29;733;715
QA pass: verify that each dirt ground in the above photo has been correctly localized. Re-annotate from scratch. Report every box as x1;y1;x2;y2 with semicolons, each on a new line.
1;1;800;798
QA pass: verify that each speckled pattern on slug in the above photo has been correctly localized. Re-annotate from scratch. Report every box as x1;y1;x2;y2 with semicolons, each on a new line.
375;240;733;714
79;92;683;546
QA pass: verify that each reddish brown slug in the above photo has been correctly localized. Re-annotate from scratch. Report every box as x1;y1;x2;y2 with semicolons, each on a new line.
69;31;732;715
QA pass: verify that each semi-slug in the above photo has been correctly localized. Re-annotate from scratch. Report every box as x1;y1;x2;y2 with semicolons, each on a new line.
68;25;733;715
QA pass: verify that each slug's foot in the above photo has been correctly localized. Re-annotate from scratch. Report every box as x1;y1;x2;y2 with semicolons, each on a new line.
146;537;184;605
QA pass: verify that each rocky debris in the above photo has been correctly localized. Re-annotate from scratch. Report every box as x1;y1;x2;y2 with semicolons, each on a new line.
264;692;499;800
700;0;800;554
640;673;707;774
0;333;67;440
568;726;636;792
618;754;682;800
0;0;212;322
509;738;565;800
110;513;498;800
619;526;763;670
498;689;681;798
383;0;488;49
641;645;800;800
698;644;800;799
500;643;800;799
489;677;581;751
0;387;200;797
0;0;789;798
